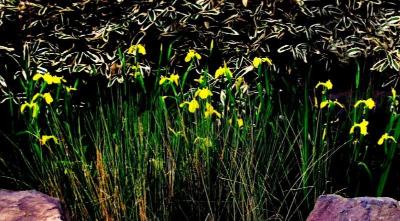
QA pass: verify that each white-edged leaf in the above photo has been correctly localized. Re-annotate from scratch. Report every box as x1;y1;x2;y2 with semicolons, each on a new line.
277;45;292;53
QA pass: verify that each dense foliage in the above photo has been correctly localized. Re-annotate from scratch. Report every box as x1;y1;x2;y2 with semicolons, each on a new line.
1;0;399;92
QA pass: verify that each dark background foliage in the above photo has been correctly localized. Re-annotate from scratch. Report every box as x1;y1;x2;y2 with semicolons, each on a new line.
1;0;399;86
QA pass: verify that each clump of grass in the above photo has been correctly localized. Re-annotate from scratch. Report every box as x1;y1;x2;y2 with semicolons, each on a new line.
5;44;396;221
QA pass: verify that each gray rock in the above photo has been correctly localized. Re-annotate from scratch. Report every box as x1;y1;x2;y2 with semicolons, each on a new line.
307;194;400;221
0;189;64;221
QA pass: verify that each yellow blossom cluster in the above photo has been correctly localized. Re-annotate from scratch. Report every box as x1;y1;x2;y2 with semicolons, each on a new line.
127;44;146;55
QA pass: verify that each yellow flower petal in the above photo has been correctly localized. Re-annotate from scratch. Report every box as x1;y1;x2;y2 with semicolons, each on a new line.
20;102;29;113
188;99;200;113
350;119;369;136
185;49;201;62
315;80;333;90
21;102;40;118
40;135;59;145
262;57;273;65
170;74;179;86
215;66;225;79
32;73;43;81
42;73;54;84
354;98;375;110
42;93;53;105
320;100;329;109
32;93;42;102
377;133;396;145
253;57;262;68
159;76;167;85
137;44;146;55
128;44;146;55
66;86;77;93
237;118;244;128
334;100;344;109
195;88;213;100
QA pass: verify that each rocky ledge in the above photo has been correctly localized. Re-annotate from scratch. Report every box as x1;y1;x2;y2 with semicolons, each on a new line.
0;189;65;221
307;194;400;221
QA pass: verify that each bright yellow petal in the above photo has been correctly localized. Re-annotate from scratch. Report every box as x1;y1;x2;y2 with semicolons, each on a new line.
359;119;369;136
196;88;213;100
32;73;43;81
334;100;344;108
170;74;179;86
262;57;273;65
159;76;167;85
215;67;224;79
185;50;195;62
188;99;199;113
66;86;77;93
320;100;329;109
315;80;333;90
365;98;375;109
43;73;54;84
325;80;333;90
40;135;58;145
127;45;136;54
253;57;262;68
43;93;53;105
137;44;146;55
195;52;201;60
20;102;29;113
32;93;42;102
184;54;192;62
237;118;244;127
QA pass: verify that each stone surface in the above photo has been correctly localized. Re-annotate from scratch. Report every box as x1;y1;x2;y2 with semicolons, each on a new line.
307;194;400;221
0;189;64;221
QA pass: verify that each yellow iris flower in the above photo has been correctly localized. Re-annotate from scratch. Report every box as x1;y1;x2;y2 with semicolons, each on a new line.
180;99;200;113
315;80;333;90
42;93;53;104
319;99;344;109
127;44;146;55
252;57;273;68
20;102;40;118
237;118;244;128
32;92;53;105
377;133;396;145
33;73;66;85
354;98;375;110
184;49;201;62
349;119;369;136
159;73;179;86
195;88;213;100
40;135;59;145
204;102;221;118
66;86;77;93
215;62;233;79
